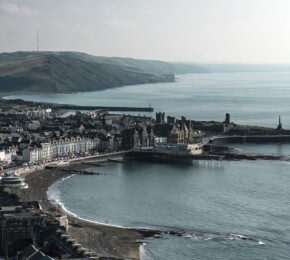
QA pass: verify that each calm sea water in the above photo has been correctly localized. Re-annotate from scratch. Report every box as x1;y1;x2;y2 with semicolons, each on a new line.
49;158;290;260
14;72;290;259
7;72;290;128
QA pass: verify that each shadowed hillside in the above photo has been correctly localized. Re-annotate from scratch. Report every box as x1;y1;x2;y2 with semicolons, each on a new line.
0;52;207;94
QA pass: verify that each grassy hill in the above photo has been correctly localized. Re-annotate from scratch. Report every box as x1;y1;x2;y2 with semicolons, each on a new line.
0;52;207;94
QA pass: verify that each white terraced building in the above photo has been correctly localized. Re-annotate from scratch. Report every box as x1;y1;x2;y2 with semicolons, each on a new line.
0;148;17;164
22;137;97;163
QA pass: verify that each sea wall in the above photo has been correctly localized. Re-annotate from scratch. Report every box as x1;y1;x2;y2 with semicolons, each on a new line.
213;135;290;144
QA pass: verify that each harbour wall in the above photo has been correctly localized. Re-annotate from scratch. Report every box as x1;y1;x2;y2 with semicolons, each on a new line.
212;135;290;144
54;104;153;112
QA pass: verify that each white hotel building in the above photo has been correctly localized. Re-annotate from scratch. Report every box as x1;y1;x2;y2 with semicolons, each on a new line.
22;137;97;163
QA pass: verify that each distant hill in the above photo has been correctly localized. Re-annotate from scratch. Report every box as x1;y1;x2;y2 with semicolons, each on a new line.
0;52;208;94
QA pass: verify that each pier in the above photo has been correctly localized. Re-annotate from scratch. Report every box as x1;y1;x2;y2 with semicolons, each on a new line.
125;150;290;165
126;150;195;165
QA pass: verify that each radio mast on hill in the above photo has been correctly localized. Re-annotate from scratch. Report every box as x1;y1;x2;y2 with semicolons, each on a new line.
37;32;39;51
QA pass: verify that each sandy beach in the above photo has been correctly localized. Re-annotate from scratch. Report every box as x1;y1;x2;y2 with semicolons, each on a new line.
14;159;144;260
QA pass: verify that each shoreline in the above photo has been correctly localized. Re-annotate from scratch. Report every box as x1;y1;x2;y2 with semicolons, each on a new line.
14;158;145;260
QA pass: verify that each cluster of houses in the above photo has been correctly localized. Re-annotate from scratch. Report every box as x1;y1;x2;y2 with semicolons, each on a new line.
0;99;206;167
0;200;98;258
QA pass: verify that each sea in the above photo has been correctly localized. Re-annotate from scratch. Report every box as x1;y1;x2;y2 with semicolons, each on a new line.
8;72;290;259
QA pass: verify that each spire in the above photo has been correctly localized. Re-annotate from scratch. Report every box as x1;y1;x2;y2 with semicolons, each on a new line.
277;115;282;130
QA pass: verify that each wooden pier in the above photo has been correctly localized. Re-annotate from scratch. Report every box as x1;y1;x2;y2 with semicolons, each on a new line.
126;151;196;165
125;150;289;165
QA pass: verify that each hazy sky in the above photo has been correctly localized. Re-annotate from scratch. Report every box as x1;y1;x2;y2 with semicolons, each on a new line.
1;0;290;63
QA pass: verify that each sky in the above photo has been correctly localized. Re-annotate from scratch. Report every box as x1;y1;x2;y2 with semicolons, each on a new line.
1;0;290;63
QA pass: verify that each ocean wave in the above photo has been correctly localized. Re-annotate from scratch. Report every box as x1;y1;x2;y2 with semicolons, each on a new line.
47;174;78;218
140;243;154;260
47;175;134;229
182;231;265;245
281;161;290;165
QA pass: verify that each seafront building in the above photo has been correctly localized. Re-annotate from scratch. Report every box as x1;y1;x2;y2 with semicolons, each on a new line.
0;171;28;189
22;137;97;163
0;148;17;164
153;143;202;155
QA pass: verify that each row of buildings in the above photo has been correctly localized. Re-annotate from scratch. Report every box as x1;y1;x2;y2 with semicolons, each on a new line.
22;137;97;163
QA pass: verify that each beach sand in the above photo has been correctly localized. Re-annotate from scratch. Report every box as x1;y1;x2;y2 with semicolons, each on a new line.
14;160;144;260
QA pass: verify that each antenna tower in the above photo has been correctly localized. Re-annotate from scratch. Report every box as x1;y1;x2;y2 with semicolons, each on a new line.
37;32;39;51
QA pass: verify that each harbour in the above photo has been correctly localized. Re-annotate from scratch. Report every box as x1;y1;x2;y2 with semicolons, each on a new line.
2;1;290;259
2;73;290;259
39;72;290;260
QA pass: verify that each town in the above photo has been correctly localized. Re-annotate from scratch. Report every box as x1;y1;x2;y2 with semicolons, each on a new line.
0;98;207;170
1;97;290;259
2;98;290;169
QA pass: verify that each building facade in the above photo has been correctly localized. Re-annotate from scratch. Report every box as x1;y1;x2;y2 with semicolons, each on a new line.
22;137;97;162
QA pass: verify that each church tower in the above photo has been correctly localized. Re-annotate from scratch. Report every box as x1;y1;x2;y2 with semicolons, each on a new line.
277;115;283;130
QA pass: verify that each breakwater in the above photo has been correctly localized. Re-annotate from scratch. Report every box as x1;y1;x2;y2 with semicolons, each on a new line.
4;99;154;112
213;135;290;144
55;104;154;112
194;153;287;161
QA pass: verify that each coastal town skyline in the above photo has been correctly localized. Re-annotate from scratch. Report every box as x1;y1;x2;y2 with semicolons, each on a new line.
1;1;290;259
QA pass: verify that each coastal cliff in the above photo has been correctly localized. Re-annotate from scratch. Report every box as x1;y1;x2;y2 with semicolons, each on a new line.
0;52;206;94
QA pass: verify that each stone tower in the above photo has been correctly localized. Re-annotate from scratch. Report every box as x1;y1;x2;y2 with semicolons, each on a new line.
224;113;230;124
167;116;176;124
156;112;165;124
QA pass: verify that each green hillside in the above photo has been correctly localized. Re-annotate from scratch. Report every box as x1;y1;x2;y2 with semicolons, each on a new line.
0;52;207;94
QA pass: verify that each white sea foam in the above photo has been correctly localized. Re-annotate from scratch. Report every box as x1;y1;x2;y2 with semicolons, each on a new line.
229;234;247;240
282;161;290;165
183;232;262;244
140;243;154;260
47;175;266;260
47;174;78;218
47;174;155;230
48;177;157;259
